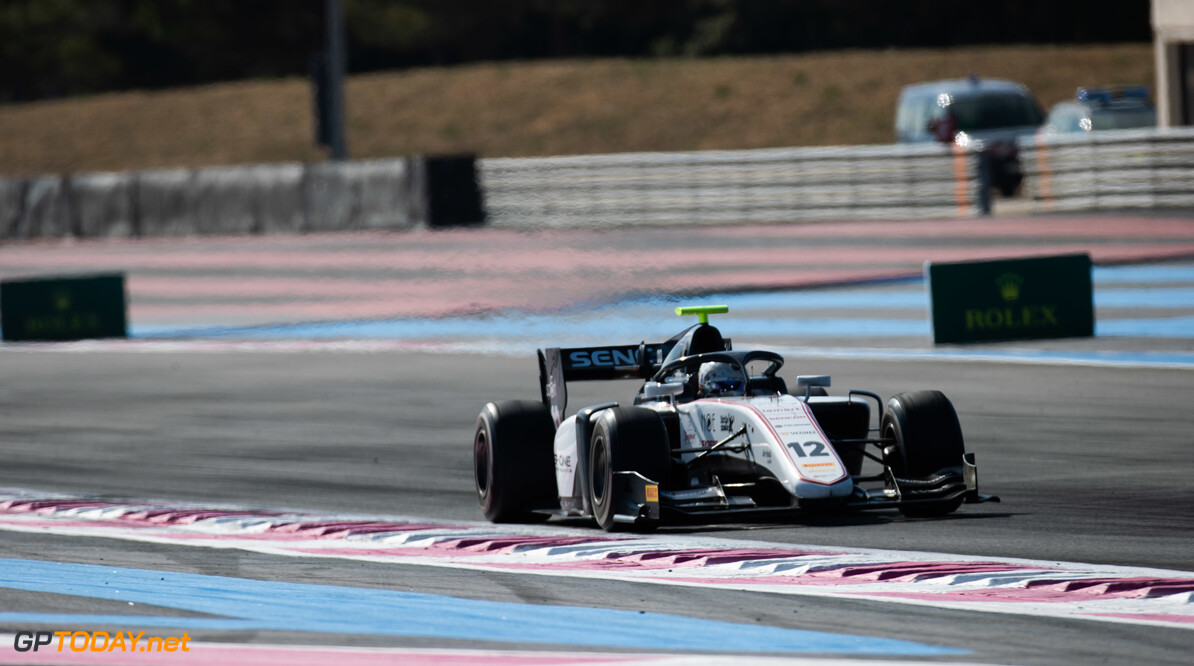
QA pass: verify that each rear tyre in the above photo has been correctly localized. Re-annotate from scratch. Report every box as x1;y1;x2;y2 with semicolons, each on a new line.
881;390;966;517
474;400;556;523
589;407;670;532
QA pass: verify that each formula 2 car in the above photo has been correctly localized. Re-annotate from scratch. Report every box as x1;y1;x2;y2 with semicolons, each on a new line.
473;306;997;530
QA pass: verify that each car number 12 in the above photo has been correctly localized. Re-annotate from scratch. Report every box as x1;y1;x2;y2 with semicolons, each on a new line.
786;441;829;458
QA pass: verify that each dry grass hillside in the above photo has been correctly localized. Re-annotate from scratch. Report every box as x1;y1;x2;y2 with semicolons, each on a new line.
0;44;1152;177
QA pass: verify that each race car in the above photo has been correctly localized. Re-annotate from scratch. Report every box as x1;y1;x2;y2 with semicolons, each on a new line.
473;305;996;530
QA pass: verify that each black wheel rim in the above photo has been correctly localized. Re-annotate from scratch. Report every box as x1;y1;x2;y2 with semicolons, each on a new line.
591;435;609;507
474;430;489;497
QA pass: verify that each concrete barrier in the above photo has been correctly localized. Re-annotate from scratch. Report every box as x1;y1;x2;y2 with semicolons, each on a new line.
304;158;422;232
0;178;22;237
136;168;199;236
192;164;306;235
0;158;423;240
13;176;71;238
74;172;135;238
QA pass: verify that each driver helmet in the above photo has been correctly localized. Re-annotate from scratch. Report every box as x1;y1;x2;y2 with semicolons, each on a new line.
698;362;746;397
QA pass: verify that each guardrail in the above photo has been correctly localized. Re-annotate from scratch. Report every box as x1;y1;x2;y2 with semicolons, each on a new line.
479;143;980;228
1018;127;1194;212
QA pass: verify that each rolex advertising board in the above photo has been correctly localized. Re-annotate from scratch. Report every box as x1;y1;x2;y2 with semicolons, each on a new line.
1;273;127;342
926;254;1093;344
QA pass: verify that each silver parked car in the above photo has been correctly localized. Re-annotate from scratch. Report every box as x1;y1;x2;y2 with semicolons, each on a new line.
1043;86;1156;134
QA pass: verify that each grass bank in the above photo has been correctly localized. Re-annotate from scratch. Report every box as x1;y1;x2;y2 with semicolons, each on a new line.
0;44;1152;176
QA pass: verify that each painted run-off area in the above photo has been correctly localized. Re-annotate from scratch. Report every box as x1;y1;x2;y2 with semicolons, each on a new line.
2;216;1193;329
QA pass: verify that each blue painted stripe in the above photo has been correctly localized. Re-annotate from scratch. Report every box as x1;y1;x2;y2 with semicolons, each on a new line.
1094;288;1194;308
771;346;1194;368
0;558;962;656
657;290;930;310
135;312;1194;342
1092;265;1194;283
1096;315;1194;337
677;287;1194;309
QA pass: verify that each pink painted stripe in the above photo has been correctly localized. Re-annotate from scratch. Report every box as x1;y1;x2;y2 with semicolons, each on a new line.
475;548;839;572
1024;576;1194;597
119;509;282;525
4;241;1192;274
656;575;883;587
284;546;498;558
430;535;618;554
695;217;1194;239
859;582;1194;608
0;499;117;513
0;643;648;666
264;520;452;537
597;547;834;567
3;219;1192;326
806;561;1035;582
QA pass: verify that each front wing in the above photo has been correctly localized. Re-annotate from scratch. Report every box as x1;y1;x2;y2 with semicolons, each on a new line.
579;453;997;527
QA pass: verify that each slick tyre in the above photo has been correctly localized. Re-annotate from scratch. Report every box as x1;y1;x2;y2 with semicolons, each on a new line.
474;400;556;523
881;390;966;518
589;407;670;532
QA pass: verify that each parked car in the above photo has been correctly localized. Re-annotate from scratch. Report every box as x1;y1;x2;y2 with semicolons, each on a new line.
1043;86;1156;134
896;75;1045;196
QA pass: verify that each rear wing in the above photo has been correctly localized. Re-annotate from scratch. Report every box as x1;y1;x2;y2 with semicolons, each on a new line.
537;307;735;427
538;342;675;428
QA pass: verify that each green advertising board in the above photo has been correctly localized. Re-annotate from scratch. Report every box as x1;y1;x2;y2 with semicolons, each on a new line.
1;273;127;342
927;254;1093;344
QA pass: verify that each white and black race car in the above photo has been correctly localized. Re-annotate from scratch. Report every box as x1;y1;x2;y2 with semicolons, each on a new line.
473;306;997;531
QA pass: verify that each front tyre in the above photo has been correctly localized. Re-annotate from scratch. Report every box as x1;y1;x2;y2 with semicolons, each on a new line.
589;407;670;532
882;390;966;517
474;400;556;523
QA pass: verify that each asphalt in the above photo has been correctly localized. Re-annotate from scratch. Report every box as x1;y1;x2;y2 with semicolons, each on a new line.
0;350;1192;664
1;212;1193;664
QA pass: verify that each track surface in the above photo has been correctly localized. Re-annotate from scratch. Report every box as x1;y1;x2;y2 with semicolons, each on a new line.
1;213;1193;664
0;353;1192;664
